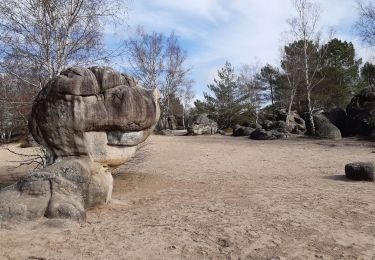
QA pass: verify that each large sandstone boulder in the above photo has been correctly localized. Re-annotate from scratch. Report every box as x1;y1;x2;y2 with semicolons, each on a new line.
29;66;160;166
0;67;160;222
0;159;112;222
187;114;218;135
347;87;375;136
324;108;351;137
313;113;342;140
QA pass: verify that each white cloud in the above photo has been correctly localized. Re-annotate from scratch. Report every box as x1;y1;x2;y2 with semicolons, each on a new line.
110;0;371;97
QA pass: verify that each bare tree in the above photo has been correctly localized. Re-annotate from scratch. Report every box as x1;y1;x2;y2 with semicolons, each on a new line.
178;80;195;129
0;0;126;82
125;28;192;129
125;27;164;89
280;45;303;125
161;32;191;128
356;0;375;47
237;63;263;124
0;0;126;142
288;0;326;134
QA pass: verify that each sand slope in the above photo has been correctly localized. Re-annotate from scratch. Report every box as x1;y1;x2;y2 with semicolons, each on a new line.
1;135;375;259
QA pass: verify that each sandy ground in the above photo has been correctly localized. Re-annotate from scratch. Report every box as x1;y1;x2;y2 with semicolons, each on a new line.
0;135;375;259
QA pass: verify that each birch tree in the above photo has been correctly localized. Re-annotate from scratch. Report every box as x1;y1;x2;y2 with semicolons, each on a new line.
125;29;192;129
125;27;164;90
288;0;327;134
281;43;303;125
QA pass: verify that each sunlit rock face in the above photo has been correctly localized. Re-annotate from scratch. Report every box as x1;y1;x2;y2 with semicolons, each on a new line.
29;67;160;166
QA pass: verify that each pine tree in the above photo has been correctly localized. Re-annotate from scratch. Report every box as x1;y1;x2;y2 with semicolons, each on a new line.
203;62;248;129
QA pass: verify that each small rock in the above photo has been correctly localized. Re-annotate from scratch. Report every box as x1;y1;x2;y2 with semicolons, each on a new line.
345;162;375;181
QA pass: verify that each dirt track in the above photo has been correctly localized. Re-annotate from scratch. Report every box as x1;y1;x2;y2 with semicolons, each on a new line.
1;135;375;259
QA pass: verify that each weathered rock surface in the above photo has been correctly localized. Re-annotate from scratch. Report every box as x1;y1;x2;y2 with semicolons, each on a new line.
187;114;218;135
233;126;255;137
0;159;112;222
347;87;375;136
29;66;160;166
345;162;374;181
324;108;351;136
313;113;342;140
0;67;159;222
275;109;306;134
249;129;289;140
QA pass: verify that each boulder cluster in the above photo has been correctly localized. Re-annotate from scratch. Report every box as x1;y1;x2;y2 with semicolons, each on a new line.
187;114;218;135
0;67;160;222
234;109;306;140
234;86;375;141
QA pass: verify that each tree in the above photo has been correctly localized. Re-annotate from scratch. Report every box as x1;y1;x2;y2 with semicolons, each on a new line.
288;0;327;135
0;0;125;82
178;81;195;129
0;0;126;141
258;64;281;107
125;27;164;90
237;63;264;124
162;33;191;128
318;38;361;108
125;28;192;129
361;62;375;85
356;0;375;47
280;43;304;125
202;62;247;129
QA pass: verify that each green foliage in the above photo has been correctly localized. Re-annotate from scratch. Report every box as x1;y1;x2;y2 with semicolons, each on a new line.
361;62;375;86
258;64;282;106
278;38;362;112
201;62;250;129
317;38;361;108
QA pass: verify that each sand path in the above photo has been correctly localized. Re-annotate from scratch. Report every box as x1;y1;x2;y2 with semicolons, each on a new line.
0;135;374;259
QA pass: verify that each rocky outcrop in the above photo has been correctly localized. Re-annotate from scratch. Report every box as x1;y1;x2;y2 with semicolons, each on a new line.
0;67;160;222
347;87;375;136
187;114;218;135
0;159;112;222
324;108;351;137
345;162;374;181
233;125;255;137
249;129;288;140
313;113;342;140
29;66;160;166
275;109;306;134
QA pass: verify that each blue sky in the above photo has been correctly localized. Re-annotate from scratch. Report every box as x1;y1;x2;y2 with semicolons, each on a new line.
106;0;374;100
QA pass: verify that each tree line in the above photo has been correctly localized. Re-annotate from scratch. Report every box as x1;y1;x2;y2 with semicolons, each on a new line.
1;0;375;142
194;0;375;134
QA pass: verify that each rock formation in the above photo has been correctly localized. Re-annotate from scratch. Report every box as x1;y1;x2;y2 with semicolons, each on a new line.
313;113;342;140
249;129;289;140
29;66;160;166
347;86;375;136
0;67;160;222
187;114;218;135
345;162;374;181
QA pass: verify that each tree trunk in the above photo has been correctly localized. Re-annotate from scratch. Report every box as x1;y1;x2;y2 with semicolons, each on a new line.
306;90;315;135
286;93;295;126
303;38;315;135
182;106;186;130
